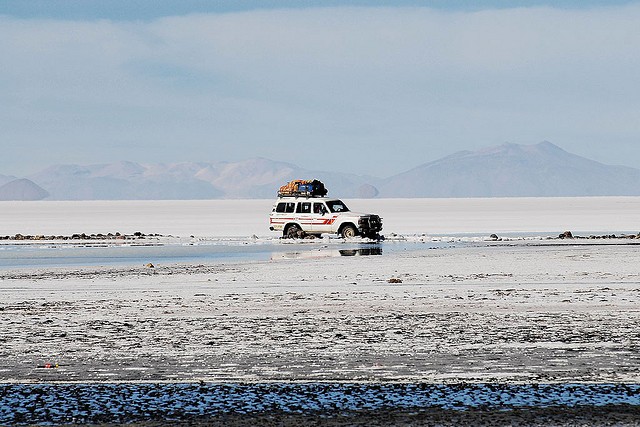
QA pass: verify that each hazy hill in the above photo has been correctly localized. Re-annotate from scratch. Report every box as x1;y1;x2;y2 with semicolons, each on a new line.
28;162;224;200
193;158;377;199
378;142;640;197
0;178;49;201
0;174;17;187
26;159;376;200
6;142;640;200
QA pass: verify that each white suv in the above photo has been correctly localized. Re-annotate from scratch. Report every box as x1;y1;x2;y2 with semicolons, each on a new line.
269;197;382;239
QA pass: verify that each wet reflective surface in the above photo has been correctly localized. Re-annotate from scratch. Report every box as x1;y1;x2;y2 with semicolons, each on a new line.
0;240;443;269
339;247;383;256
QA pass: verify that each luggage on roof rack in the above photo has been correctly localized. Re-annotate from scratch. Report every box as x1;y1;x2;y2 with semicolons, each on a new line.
278;179;328;197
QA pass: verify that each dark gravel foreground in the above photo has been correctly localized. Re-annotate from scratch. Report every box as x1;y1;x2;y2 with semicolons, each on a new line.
1;383;639;426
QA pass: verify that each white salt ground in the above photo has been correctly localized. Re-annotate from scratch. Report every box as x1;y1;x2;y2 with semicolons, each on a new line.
0;197;638;384
1;242;638;383
0;196;639;238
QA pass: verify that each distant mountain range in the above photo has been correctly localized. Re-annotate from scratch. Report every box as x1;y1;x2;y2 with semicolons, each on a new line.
378;141;640;197
2;142;639;200
21;158;377;200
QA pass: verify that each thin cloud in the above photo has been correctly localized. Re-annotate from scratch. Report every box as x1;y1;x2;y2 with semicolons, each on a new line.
1;5;640;176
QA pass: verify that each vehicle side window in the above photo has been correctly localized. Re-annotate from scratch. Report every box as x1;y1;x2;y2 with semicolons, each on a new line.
313;203;326;214
327;200;349;213
297;202;311;214
285;203;295;213
276;202;286;213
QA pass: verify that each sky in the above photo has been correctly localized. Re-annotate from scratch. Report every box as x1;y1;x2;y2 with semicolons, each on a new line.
2;0;640;178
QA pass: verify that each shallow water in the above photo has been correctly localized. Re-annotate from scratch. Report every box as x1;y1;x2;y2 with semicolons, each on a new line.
0;239;455;269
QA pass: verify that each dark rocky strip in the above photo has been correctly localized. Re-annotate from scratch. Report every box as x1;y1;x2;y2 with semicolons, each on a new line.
0;232;163;241
486;231;640;241
122;406;640;426
555;231;640;240
0;383;638;426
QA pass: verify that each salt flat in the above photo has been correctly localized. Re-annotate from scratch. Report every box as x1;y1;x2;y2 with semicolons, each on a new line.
1;196;639;237
1;240;638;384
1;197;639;426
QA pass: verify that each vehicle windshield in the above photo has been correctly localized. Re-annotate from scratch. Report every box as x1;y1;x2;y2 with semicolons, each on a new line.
326;200;350;213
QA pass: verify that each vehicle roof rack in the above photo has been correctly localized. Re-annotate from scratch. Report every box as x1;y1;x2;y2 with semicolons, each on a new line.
277;179;327;198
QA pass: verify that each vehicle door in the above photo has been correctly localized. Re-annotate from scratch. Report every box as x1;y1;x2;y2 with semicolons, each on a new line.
311;201;335;233
295;201;314;231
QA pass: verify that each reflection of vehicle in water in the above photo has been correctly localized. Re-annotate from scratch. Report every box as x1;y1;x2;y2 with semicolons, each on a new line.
272;245;383;260
339;247;383;256
269;180;382;239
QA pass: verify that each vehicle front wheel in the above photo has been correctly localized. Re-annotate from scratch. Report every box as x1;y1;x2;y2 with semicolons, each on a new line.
340;224;358;239
285;224;302;239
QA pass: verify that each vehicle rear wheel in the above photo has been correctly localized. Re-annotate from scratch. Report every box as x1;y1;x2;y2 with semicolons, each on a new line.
341;224;358;238
285;224;301;239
